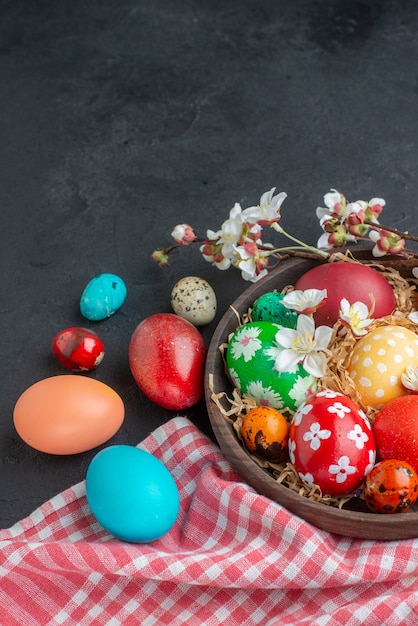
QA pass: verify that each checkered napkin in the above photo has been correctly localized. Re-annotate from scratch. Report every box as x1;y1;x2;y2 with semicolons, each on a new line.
1;417;418;625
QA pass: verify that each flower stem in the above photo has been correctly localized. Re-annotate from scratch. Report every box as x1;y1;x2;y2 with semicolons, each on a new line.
364;221;418;242
271;222;329;257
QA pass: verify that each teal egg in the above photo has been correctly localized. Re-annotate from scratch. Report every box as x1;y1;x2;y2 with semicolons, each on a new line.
80;273;127;321
252;292;297;328
226;321;316;415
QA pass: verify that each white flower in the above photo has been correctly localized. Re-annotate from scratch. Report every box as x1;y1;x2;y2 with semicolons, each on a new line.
328;456;357;483
401;365;418;392
230;326;262;362
233;244;269;283
245;381;285;409
317;390;341;399
327;401;351;419
292;403;313;427
298;472;316;488
288;439;296;464
272;314;333;378
364;449;376;477
281;289;327;314
316;189;343;220
408;311;418;324
303;422;331;451
347;424;369;450
413;268;418;280
242;187;287;225
339;298;373;336
288;375;317;406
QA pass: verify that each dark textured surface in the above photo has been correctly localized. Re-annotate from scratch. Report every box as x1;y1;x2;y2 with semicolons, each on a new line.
1;0;418;528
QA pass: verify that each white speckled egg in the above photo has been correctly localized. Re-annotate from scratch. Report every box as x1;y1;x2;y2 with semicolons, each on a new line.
348;325;418;409
171;276;217;326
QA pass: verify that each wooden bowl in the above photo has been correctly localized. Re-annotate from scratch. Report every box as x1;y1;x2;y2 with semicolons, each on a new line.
205;247;418;539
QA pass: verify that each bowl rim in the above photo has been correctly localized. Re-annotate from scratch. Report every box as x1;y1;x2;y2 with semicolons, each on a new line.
205;245;418;539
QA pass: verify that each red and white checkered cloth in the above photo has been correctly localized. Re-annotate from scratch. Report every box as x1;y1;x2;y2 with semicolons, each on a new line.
1;416;418;625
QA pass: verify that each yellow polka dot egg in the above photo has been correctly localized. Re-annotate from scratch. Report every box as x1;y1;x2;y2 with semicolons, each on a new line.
348;325;418;409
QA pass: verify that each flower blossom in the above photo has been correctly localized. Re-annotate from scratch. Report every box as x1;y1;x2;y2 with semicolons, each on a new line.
272;314;333;378
171;223;197;245
339;298;373;336
368;228;405;257
151;248;170;267
281;289;327;315
401;365;418;393
408;311;418;324
233;242;269;282
242;188;287;226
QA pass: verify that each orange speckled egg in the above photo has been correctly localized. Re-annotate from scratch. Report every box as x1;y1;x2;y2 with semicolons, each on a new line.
241;406;289;463
13;375;125;455
348;325;418;409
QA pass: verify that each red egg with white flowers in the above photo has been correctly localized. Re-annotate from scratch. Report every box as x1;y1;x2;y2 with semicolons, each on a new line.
294;263;396;327
289;390;376;496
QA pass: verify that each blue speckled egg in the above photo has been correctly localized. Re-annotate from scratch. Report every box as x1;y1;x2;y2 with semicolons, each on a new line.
226;321;316;416
252;291;297;328
80;273;127;321
86;445;180;543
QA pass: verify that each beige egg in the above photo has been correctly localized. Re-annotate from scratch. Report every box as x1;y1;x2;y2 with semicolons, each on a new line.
171;276;217;326
348;325;418;409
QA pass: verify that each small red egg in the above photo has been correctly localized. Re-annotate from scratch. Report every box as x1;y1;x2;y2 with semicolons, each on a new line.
373;395;418;473
52;327;105;371
289;390;376;496
241;406;289;463
129;313;206;410
294;262;396;327
363;459;418;514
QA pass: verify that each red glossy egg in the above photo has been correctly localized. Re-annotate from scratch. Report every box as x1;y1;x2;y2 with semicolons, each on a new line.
129;313;206;410
52;327;105;371
363;459;418;514
373;396;418;473
294;262;396;327
289;390;376;496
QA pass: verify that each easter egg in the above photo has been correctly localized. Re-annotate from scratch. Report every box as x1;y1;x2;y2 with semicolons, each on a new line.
251;291;297;328
129;313;206;410
226;321;316;415
348;325;418;409
363;459;418;514
13;376;125;454
289;390;376;496
294;262;395;327
373;395;418;473
171;276;217;326
80;273;127;321
241;406;289;463
52;327;105;371
86;445;180;542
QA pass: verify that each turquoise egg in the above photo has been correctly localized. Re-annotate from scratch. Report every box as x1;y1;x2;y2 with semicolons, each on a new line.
252;291;297;328
80;273;127;321
226;321;316;415
86;445;180;543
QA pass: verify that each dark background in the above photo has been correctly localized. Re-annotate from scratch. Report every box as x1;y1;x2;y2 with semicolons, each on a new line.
1;0;418;528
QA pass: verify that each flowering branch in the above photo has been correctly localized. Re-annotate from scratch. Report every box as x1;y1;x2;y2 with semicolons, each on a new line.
151;187;418;282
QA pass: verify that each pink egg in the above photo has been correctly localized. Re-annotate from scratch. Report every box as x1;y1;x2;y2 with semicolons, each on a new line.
294;262;396;327
289;390;376;496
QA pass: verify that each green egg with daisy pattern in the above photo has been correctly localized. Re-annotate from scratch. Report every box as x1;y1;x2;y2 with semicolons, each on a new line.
226;321;316;416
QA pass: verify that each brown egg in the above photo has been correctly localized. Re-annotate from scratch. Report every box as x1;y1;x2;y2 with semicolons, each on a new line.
13;375;124;455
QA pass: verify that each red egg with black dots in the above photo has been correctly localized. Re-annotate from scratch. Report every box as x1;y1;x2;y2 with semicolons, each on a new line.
294;263;396;327
52;327;105;371
363;459;418;514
